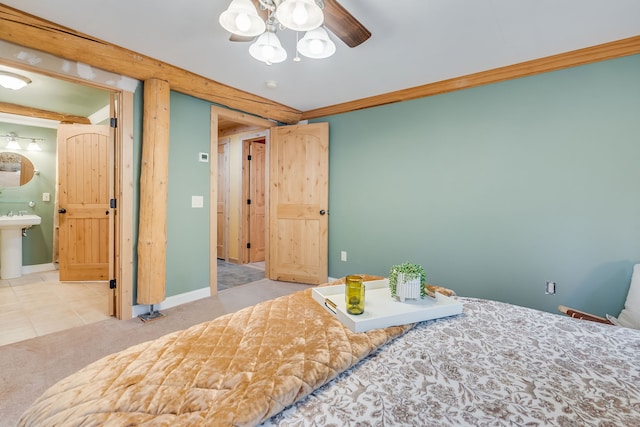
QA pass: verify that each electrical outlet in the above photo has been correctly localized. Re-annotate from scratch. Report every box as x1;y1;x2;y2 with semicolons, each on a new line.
340;251;347;262
545;281;556;295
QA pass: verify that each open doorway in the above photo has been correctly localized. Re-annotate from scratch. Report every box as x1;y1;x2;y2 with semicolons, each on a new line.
217;134;267;265
215;127;269;291
215;134;267;292
209;106;273;296
210;108;330;291
0;77;116;344
0;56;135;323
214;115;270;266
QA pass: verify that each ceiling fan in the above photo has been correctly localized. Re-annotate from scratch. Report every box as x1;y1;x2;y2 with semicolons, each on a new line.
220;0;371;64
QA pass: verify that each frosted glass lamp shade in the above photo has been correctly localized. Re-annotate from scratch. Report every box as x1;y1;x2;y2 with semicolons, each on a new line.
249;32;288;65
219;0;266;37
276;0;324;31
0;72;31;90
297;27;336;59
6;138;21;150
27;140;42;151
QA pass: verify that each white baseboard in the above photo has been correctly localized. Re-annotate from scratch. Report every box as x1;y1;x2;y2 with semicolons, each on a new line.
22;263;57;275
131;286;212;318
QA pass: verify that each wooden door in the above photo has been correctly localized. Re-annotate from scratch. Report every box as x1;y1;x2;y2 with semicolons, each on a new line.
57;124;113;281
248;140;266;262
268;122;329;284
217;141;229;259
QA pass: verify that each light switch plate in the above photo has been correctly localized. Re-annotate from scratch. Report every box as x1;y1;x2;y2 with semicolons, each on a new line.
198;152;209;162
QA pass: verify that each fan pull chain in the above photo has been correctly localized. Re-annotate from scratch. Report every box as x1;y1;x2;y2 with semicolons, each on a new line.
294;31;301;62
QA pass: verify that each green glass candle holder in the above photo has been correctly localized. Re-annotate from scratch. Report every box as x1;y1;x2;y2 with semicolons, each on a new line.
345;275;365;315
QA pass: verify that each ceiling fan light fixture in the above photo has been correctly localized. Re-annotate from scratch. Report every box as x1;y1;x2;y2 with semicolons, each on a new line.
275;0;324;32
219;0;266;37
249;31;287;65
0;71;32;90
297;27;335;59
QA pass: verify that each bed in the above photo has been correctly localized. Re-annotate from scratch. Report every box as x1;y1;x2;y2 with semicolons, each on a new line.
20;276;640;426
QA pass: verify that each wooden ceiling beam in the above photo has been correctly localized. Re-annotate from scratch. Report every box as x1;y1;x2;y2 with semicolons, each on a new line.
301;35;640;120
0;5;302;124
0;101;91;124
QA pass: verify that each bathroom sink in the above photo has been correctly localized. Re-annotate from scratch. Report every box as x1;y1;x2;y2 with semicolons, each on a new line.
0;214;41;279
0;214;41;229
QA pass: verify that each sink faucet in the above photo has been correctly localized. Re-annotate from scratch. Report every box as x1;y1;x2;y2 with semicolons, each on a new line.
7;210;14;217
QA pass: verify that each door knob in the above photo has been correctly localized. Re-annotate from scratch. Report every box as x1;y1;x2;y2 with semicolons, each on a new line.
319;210;326;215
58;208;66;214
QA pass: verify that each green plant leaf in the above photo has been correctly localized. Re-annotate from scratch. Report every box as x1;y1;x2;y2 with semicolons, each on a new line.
388;262;427;299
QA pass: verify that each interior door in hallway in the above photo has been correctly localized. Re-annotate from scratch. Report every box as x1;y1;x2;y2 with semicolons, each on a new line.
246;139;265;263
57;124;113;281
268;122;329;285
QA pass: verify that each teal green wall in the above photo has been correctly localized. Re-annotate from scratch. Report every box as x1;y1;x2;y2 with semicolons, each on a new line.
0;123;57;266
313;54;640;318
165;92;212;296
131;90;214;304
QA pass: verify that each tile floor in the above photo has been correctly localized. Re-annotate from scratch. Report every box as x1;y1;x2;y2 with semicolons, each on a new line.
0;262;267;347
0;270;111;347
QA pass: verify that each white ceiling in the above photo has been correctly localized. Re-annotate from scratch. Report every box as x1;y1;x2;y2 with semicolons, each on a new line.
2;0;640;113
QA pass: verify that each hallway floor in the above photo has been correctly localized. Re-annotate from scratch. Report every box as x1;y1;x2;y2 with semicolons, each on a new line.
0;270;110;346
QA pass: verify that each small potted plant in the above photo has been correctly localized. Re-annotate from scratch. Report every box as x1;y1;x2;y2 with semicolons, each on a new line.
389;262;427;302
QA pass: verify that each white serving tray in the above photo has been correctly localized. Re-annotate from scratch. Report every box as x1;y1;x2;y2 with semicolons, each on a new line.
312;279;463;333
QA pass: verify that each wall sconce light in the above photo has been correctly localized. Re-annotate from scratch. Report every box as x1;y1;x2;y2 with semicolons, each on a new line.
3;132;45;150
5;132;21;150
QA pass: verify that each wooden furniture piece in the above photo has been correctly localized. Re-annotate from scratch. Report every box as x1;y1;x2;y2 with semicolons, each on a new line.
559;264;640;329
558;305;614;325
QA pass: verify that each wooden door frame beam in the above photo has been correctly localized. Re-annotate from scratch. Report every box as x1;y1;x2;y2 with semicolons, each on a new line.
137;78;170;306
0;102;90;124
115;91;134;320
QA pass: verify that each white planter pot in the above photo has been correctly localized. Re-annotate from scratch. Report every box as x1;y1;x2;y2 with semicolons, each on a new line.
396;273;421;302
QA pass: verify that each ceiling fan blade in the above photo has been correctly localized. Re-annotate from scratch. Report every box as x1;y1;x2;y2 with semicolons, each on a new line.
252;0;270;20
230;34;256;42
322;0;371;48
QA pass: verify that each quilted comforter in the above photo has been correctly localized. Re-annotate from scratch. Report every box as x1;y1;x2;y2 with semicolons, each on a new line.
19;276;413;426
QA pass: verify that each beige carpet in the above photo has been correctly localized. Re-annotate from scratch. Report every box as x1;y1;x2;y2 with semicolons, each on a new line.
0;279;311;427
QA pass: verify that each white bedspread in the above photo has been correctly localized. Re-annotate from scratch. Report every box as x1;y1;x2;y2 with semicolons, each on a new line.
263;297;640;426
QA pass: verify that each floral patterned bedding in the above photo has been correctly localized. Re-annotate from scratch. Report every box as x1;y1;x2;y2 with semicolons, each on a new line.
263;297;640;426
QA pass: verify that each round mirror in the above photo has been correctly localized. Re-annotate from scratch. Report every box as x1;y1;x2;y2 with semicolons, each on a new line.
0;152;36;187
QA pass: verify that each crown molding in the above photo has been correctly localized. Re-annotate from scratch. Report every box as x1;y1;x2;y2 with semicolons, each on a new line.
301;35;640;120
